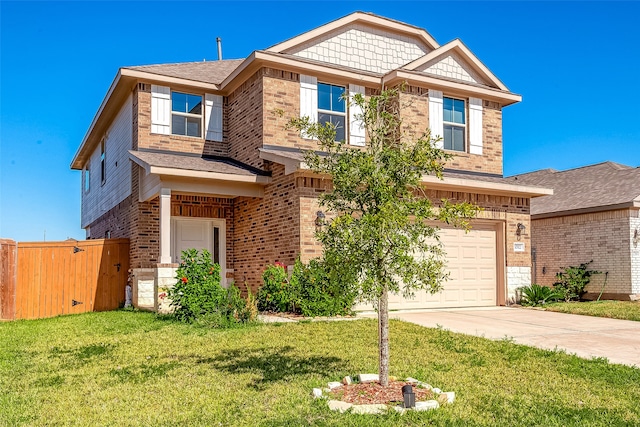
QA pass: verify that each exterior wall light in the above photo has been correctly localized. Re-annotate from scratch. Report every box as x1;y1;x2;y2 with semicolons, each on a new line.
516;223;526;240
633;228;639;248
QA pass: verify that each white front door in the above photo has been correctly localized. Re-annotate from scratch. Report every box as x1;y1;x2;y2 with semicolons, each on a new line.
171;218;227;285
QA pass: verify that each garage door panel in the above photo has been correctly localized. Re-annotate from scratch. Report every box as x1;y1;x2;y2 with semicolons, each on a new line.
386;225;498;310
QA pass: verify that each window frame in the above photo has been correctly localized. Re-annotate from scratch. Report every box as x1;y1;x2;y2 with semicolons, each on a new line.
317;82;347;142
171;91;203;138
442;96;467;152
100;138;106;185
83;165;90;193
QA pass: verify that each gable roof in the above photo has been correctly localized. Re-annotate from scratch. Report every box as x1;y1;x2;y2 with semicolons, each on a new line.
125;59;244;85
403;39;508;91
510;162;640;218
266;11;439;54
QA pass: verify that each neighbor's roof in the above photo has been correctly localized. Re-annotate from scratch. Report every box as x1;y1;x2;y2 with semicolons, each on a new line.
510;162;640;218
125;59;245;85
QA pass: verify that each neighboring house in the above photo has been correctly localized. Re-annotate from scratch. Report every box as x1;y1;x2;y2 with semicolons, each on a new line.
512;162;640;300
70;12;551;311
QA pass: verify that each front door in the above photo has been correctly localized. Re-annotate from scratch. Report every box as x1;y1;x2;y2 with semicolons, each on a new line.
171;218;227;285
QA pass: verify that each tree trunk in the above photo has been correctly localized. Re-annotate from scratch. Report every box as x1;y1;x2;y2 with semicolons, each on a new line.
378;283;389;387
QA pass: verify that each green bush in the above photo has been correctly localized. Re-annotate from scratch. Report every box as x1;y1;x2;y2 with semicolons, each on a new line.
520;283;562;307
257;262;295;312
168;249;255;326
553;261;601;302
257;258;356;317
291;258;356;317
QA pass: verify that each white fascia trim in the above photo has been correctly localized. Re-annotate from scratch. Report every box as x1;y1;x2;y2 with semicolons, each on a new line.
120;68;221;92
71;71;123;169
421;174;553;197
383;70;522;105
148;166;271;184
221;51;381;92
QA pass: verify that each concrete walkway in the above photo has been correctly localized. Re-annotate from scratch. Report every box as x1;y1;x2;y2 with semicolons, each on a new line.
369;307;640;367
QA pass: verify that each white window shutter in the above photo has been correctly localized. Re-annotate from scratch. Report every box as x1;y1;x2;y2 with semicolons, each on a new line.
300;75;317;139
349;84;365;146
468;97;483;155
151;85;171;135
428;89;444;149
205;94;223;141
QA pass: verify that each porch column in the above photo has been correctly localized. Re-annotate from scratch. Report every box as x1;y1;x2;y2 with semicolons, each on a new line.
159;187;172;264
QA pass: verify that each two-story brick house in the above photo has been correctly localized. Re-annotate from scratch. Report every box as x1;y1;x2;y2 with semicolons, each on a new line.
70;12;551;311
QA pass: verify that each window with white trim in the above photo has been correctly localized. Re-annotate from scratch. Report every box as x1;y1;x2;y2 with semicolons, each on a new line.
443;97;465;152
318;83;346;142
100;139;106;185
171;92;202;137
83;165;90;193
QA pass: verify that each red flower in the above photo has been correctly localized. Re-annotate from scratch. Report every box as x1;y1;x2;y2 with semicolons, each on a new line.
274;262;286;269
181;277;188;283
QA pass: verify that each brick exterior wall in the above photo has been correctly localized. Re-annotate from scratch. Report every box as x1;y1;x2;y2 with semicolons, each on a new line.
398;86;503;175
531;209;636;297
171;194;235;276
233;163;300;293
227;70;264;168
84;64;528;307
135;83;229;157
631;213;640;295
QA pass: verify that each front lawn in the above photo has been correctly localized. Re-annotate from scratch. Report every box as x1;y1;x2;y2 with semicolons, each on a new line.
1;311;639;426
544;300;640;321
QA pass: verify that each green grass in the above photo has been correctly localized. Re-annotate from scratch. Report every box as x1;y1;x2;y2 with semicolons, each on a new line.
1;311;639;426
544;300;640;321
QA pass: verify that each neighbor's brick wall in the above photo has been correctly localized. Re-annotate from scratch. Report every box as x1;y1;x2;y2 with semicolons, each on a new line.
631;212;640;294
531;209;634;296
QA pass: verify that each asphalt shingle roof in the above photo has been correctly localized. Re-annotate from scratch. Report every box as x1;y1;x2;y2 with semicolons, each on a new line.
129;150;265;177
125;59;244;85
510;162;640;216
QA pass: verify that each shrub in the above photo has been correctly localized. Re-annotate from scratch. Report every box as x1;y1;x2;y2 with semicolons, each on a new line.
257;262;295;312
257;258;357;317
291;258;357;317
520;283;562;307
553;261;601;302
168;249;256;326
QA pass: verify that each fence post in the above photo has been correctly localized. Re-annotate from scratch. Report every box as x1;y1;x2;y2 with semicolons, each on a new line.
0;239;17;320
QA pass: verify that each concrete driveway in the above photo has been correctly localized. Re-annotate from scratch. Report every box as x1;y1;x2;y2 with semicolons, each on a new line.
378;307;640;367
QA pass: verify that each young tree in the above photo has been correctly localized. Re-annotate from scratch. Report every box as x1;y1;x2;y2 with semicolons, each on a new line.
288;87;478;386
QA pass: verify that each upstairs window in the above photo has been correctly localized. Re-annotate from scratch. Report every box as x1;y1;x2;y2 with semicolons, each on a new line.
318;83;346;142
443;97;465;152
100;139;106;184
83;165;90;193
171;92;202;137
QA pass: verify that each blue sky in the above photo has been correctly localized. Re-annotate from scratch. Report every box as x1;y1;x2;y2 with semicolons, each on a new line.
1;1;639;241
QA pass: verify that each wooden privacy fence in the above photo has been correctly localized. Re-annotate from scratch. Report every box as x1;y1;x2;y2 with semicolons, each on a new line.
0;238;129;320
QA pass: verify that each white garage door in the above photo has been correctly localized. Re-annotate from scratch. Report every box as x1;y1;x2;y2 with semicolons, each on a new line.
385;226;498;310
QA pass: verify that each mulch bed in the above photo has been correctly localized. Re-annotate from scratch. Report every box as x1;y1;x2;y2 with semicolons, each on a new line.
329;381;434;405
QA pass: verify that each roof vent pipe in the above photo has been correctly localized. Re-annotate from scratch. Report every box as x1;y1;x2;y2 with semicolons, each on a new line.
217;37;222;60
